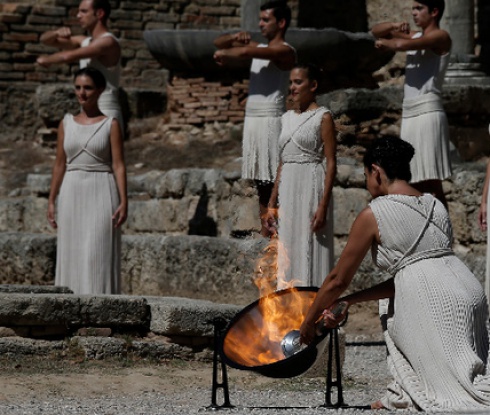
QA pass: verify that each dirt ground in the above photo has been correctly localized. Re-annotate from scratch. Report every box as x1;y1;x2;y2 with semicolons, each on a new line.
0;117;383;404
0;301;383;404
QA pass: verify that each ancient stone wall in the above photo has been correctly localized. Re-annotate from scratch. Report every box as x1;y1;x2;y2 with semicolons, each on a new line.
0;160;487;303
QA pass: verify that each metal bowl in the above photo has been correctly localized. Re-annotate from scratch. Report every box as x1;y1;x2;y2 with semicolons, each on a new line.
220;287;328;378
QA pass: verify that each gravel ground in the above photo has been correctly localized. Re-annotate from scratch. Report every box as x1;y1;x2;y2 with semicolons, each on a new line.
0;342;422;415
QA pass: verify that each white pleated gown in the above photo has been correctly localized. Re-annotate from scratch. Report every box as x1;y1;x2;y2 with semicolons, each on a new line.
401;33;452;183
276;107;334;288
370;194;490;412
55;114;121;294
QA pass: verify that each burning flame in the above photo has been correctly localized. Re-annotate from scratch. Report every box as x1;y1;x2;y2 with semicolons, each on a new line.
223;233;316;367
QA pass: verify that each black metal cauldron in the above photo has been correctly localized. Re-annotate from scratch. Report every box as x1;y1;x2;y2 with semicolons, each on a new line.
220;287;328;378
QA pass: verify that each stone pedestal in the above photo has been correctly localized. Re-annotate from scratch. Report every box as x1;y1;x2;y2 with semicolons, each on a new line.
441;0;490;84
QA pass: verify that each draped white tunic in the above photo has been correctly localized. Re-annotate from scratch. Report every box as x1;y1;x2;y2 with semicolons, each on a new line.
55;114;121;294
401;32;452;183
276;107;333;288
371;194;490;411
242;43;293;182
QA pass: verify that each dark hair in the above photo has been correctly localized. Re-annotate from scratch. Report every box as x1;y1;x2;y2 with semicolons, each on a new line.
260;1;291;30
91;0;111;22
417;0;445;22
293;63;322;84
363;136;415;182
74;67;107;90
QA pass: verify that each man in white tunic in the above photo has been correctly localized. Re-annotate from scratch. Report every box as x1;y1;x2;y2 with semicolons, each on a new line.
371;0;452;208
36;0;123;132
214;1;296;236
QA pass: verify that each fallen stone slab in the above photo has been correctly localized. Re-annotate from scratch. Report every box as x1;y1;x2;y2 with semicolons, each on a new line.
147;296;241;337
0;293;150;330
0;291;241;340
0;335;210;362
73;336;207;361
0;284;72;294
0;337;65;356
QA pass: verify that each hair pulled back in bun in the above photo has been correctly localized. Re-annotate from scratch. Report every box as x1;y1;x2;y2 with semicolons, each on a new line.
363;136;415;182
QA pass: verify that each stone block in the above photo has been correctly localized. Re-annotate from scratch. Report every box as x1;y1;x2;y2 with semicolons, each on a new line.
0;4;31;14
0;13;24;23
224;194;259;234
26;174;51;195
122;235;267;304
332;187;370;236
22;196;51;234
146;296;240;337
143;22;174;30
36;83;78;127
319;86;403;118
32;6;66;16
127;199;189;233
74;336;127;360
112;20;143;30
4;32;38;42
0;233;56;284
111;9;142;20
0;337;64;356
0;284;72;294
120;2;154;10
27;15;62;25
200;6;236;16
0;293;150;328
0;199;24;232
0;41;21;51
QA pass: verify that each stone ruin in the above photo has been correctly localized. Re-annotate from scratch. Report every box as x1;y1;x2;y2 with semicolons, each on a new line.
0;0;489;362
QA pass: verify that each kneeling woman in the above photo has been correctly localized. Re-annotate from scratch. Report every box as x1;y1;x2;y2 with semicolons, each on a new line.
300;136;490;411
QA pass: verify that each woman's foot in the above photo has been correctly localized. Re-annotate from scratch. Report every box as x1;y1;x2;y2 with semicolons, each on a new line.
371;400;386;410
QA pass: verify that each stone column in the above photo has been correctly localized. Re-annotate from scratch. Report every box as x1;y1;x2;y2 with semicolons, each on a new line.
440;0;474;60
241;0;261;31
440;0;490;84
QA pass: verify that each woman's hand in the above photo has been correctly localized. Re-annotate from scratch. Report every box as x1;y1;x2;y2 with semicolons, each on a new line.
47;202;57;229
311;204;326;232
263;208;278;236
299;319;316;346
479;202;487;231
113;203;127;228
321;301;349;329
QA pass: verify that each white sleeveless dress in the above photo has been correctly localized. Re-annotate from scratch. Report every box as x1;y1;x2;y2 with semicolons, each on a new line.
55;114;121;294
80;33;123;132
401;32;452;183
276;107;334;288
370;194;490;411
242;43;294;182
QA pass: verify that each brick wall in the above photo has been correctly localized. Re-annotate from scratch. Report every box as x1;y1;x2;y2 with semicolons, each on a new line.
168;76;247;125
0;0;302;140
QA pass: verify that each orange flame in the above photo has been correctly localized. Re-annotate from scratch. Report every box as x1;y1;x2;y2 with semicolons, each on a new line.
223;234;316;367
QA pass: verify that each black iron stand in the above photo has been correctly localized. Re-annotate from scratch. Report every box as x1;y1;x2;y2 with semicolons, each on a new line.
208;317;234;410
323;327;345;408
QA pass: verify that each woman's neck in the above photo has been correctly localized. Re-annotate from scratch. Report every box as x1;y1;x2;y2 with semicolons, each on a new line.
81;105;104;119
386;179;422;196
296;100;318;113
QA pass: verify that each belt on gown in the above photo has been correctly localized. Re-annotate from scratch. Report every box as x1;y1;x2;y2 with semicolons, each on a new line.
402;92;444;118
388;248;454;275
245;101;284;117
66;163;113;172
281;154;323;164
